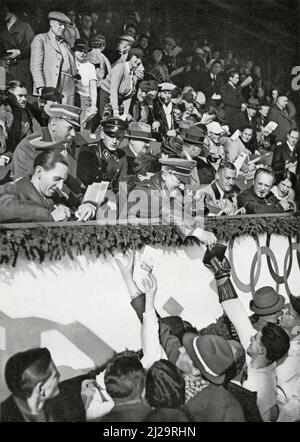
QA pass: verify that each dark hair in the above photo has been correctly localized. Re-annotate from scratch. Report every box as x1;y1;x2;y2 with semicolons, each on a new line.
133;153;161;176
261;323;290;362
254;166;275;183
104;351;145;400
211;60;222;68
145;360;185;408
228;69;239;80
33;150;69;171
241;125;254;134
5;348;52;399
128;48;143;60
218;160;236;172
287;128;300;136
7;80;26;91
276;170;297;190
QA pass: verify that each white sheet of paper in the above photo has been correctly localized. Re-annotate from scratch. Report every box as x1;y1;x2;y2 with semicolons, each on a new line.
231;129;241;140
83;182;109;205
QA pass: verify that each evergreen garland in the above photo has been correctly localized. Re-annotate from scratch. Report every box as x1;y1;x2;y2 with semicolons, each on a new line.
0;214;299;266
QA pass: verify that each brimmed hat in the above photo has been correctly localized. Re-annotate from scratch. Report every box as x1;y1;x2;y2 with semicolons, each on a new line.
73;39;91;52
158;82;177;92
206;121;223;134
40;87;64;102
247;98;260;110
182;333;234;385
182;126;205;145
138;80;158;92
163;36;176;47
125;122;156;142
159;158;196;184
100;117;128;136
49;104;81;128
118;35;135;45
48;11;71;25
250;286;285;316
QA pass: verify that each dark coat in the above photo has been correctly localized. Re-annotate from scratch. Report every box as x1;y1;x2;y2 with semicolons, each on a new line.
0;176;55;223
266;104;294;144
136;299;244;422
128;173;196;239
200;72;223;100
100;402;151;422
1;375;86;422
271;142;298;175
226;382;263;422
2;94;37;153
220;83;244;130
153;99;175;140
237;185;284;214
196;157;216;184
185;383;245;422
0;18;34;91
77;140;128;192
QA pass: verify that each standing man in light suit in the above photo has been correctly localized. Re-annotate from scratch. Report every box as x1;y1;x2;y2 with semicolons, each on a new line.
30;12;78;105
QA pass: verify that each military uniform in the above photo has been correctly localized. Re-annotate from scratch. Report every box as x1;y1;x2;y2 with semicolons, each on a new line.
77;139;128;191
77;117;128;192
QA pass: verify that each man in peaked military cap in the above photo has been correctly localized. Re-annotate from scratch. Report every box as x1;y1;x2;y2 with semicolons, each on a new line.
77;117;128;191
127;157;217;246
11;104;95;213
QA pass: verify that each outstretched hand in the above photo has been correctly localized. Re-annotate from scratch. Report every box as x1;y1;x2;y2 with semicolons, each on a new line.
142;272;158;300
113;249;135;275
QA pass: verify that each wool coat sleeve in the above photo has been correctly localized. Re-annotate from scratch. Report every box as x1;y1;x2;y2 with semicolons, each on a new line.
0;182;54;223
30;35;46;91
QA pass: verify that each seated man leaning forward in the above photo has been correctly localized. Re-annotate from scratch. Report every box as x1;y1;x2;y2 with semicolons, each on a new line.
0;150;96;223
237;167;289;214
125;157;217;246
200;160;242;216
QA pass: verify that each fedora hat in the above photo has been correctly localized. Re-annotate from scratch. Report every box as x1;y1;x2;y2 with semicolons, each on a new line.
182;334;234;385
250;286;285;316
182;126;205;145
125;122;156;142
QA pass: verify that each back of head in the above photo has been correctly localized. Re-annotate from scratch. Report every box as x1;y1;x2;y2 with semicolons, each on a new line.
33;150;68;171
144;407;190;422
146;359;185;408
261;323;290;362
104;350;145;400
5;348;52;400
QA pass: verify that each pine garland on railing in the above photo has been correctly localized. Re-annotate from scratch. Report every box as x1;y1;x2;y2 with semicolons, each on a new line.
0;214;299;266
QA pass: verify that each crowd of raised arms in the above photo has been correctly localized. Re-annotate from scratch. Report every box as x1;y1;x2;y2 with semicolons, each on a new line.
0;1;300;424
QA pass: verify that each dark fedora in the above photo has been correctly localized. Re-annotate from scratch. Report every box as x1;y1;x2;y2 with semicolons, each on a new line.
124;122;156;142
250;286;285;316
247;98;260;110
182;333;234;385
159;158;196;184
182;125;205;146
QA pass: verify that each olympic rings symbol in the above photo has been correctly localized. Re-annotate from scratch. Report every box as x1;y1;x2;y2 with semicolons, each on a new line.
228;234;300;294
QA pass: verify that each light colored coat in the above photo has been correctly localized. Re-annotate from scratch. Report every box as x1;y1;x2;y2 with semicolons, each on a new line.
30;31;77;95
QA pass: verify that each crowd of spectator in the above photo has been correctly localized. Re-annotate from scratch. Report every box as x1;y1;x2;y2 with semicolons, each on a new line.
0;1;299;228
0;0;300;424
